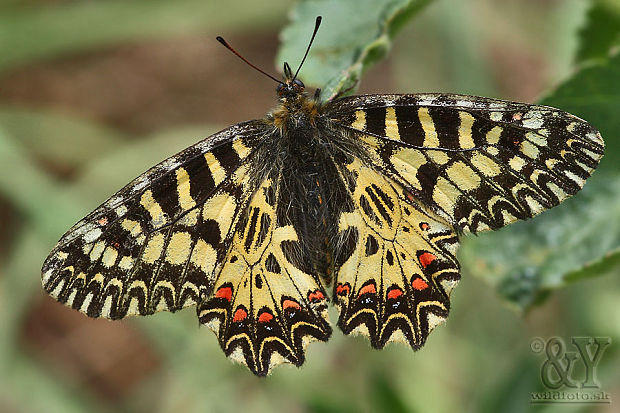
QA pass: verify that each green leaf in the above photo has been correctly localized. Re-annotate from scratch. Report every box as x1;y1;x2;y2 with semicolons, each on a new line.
277;0;433;100
540;52;620;161
576;0;620;63
460;52;620;311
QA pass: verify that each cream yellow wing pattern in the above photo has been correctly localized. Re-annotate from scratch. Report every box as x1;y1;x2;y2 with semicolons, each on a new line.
197;173;331;376
327;93;603;348
330;94;604;234
41;121;267;319
333;157;460;348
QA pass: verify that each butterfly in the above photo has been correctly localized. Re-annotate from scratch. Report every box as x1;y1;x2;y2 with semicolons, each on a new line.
41;17;604;376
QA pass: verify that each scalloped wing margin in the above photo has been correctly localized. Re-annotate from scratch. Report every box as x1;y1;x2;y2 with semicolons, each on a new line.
197;172;331;376
41;121;267;319
333;156;460;349
329;94;604;234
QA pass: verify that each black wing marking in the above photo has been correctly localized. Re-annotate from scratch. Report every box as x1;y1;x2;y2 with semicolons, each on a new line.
328;94;604;233
332;155;460;349
42;121;268;319
197;172;331;376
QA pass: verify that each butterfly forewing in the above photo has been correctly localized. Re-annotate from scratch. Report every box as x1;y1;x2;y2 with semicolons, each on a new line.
42;120;267;319
329;94;604;233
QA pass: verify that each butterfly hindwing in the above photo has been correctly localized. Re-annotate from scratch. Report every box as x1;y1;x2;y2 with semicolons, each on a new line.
197;173;331;376
329;94;604;233
41;121;267;319
333;156;460;348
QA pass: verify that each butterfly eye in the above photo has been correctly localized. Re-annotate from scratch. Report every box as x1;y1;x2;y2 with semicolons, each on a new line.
293;79;305;89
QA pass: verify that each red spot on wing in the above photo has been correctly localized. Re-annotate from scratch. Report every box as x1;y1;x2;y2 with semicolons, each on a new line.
336;283;350;296
308;289;325;302
418;252;437;268
358;283;377;296
98;217;108;226
387;288;403;300
283;299;302;311
215;286;233;301
232;307;247;322
412;278;429;291
258;312;274;323
420;222;430;231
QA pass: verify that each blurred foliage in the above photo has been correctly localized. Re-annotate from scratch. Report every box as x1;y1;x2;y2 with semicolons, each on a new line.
0;0;290;74
576;0;620;63
278;0;432;100
0;1;619;413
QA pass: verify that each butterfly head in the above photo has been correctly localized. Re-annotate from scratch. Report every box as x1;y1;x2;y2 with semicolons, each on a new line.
276;78;305;99
271;62;319;131
277;62;306;101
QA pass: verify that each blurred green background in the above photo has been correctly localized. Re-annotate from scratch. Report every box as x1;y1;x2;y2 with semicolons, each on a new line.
1;1;619;412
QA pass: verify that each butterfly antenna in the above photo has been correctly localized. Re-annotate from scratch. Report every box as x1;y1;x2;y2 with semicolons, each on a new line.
216;36;283;85
292;16;322;81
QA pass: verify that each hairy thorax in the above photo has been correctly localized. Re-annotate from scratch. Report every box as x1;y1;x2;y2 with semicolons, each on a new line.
270;94;321;135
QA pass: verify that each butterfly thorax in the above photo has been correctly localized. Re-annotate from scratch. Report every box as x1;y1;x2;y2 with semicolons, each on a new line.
257;81;347;282
270;91;321;135
266;80;324;166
